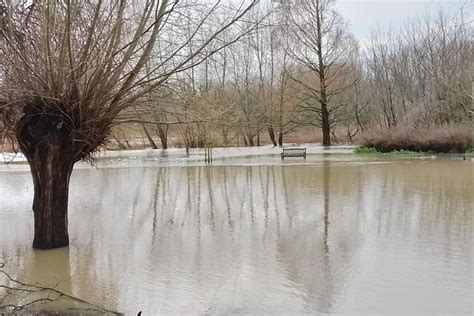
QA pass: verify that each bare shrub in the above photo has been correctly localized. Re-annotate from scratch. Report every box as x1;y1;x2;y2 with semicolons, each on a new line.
359;124;473;153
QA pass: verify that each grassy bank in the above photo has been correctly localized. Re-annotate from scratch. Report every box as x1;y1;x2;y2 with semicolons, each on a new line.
358;124;473;154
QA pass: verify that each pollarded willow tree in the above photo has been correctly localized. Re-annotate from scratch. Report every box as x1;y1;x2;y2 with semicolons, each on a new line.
0;0;258;249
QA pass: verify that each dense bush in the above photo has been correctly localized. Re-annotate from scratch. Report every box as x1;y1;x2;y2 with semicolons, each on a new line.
358;124;473;153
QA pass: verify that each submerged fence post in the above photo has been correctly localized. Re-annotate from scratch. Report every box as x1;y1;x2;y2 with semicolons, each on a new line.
204;147;213;164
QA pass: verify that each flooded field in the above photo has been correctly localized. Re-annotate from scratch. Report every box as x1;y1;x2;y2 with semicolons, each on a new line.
0;150;472;314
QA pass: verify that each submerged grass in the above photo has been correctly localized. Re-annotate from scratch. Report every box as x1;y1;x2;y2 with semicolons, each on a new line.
353;146;379;154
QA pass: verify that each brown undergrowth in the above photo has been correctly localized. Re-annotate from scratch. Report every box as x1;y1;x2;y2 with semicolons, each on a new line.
359;124;473;153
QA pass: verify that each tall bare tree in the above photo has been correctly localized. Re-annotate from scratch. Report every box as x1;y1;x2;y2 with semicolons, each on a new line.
285;0;356;145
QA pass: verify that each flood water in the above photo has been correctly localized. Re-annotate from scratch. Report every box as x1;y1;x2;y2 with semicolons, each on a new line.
1;152;472;314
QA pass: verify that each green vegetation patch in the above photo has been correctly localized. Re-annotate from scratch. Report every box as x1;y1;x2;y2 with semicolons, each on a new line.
353;146;379;154
354;146;474;157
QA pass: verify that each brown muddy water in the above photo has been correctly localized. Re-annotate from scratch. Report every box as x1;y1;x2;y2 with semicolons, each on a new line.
0;153;473;314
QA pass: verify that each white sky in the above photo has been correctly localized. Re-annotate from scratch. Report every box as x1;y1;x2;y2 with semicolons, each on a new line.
334;0;473;40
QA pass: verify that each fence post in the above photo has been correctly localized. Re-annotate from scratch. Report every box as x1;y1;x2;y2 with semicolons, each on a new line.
204;147;213;164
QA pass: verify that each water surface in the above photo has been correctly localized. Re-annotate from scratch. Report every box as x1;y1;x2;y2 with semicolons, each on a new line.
1;153;472;314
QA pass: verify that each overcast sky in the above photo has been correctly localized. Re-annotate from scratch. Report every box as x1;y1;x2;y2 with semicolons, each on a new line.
334;0;473;40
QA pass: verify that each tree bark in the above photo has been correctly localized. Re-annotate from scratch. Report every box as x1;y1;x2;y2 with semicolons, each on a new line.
278;131;283;147
222;127;229;146
160;133;168;149
321;104;331;146
247;134;255;146
142;125;158;149
29;147;73;249
268;126;277;146
157;124;168;149
17;110;77;250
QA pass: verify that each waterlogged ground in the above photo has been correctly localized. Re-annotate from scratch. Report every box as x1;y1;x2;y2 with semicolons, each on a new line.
0;147;472;314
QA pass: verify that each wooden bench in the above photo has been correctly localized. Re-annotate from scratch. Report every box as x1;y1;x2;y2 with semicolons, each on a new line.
281;147;306;159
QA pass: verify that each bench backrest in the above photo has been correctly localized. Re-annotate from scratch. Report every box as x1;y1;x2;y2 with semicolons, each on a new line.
283;148;306;153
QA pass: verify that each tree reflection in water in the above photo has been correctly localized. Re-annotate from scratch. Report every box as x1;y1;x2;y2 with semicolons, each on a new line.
0;160;471;314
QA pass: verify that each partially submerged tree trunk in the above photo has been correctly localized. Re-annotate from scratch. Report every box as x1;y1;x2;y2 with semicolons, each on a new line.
142;125;158;149
268;126;277;146
247;134;255;146
321;103;331;146
157;124;169;149
16;107;78;250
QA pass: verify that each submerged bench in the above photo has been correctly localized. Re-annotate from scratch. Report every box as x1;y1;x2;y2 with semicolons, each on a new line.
281;147;307;159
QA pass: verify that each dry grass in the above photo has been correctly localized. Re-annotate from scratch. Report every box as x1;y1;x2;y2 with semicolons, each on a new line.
284;130;323;144
359;124;473;153
0;138;16;152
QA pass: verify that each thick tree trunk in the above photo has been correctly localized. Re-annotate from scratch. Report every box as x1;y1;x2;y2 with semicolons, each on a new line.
247;134;255;146
17;109;78;250
29;147;73;249
278;131;283;147
160;135;168;149
157;124;168;150
268;126;277;146
321;104;331;146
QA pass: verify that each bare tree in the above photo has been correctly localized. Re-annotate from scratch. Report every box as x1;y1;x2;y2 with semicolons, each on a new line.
285;0;357;145
0;0;258;249
362;9;473;129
